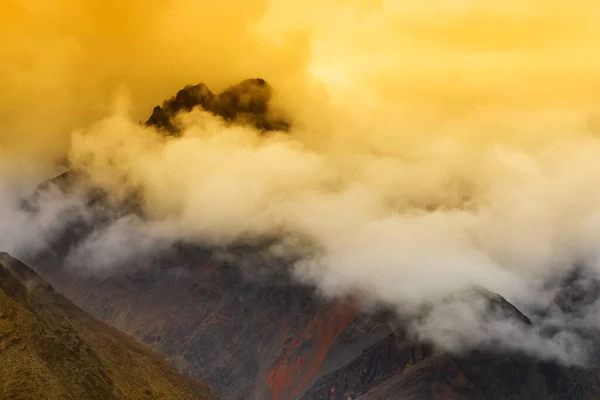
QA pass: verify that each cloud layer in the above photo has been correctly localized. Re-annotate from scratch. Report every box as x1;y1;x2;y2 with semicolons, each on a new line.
3;0;600;364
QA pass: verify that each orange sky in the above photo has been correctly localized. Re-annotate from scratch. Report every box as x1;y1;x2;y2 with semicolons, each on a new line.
3;0;600;165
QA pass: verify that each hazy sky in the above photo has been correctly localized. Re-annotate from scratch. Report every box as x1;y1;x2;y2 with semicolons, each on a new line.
3;0;600;162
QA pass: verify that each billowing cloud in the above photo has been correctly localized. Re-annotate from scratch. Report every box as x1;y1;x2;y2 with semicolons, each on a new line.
3;0;600;364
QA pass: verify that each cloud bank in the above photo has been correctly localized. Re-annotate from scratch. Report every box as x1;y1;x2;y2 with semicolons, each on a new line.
3;0;600;364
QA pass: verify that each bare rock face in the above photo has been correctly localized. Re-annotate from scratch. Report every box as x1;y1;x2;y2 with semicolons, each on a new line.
145;78;290;134
299;295;600;400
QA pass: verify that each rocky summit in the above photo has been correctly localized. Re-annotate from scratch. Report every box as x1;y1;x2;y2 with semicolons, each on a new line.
145;78;290;134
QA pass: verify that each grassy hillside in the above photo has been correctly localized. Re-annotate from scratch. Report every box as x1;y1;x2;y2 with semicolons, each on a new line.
0;253;215;400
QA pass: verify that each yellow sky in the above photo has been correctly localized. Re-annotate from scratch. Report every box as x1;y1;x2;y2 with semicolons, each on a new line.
2;0;600;164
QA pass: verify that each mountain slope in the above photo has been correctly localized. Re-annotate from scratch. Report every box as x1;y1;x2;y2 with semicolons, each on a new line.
0;252;215;400
299;294;600;400
34;246;346;400
30;242;600;400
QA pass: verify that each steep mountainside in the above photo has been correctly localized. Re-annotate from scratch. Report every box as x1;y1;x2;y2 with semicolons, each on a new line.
0;253;215;400
301;318;600;400
29;241;600;400
33;245;355;400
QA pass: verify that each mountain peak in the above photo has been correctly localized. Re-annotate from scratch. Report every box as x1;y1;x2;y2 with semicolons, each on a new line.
145;78;290;134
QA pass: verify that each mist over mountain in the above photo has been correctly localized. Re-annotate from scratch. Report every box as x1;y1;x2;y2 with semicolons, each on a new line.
0;79;598;399
4;1;600;399
8;75;600;365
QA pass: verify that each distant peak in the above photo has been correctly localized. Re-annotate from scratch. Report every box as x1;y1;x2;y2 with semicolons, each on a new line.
145;78;290;135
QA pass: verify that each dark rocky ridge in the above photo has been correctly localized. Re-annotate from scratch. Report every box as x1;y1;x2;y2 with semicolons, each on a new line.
301;324;600;400
295;288;600;400
145;78;290;134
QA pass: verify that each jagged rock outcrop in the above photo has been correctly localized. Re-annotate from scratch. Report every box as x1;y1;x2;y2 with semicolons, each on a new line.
145;78;290;134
